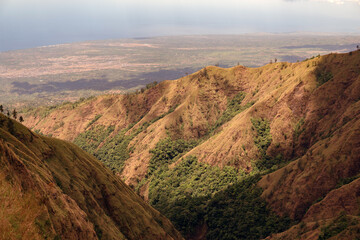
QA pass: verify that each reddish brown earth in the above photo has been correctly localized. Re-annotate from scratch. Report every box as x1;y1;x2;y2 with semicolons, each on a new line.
0;114;183;240
23;50;360;238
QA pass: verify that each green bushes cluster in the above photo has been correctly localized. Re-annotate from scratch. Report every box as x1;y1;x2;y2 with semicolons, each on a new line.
212;92;254;131
145;137;292;239
206;175;292;240
148;155;243;236
146;81;158;89
251;118;272;155
86;114;102;128
294;117;305;140
74;125;131;171
147;104;179;126
95;129;133;172
74;125;115;155
74;122;150;172
148;138;198;175
251;118;285;170
318;214;357;240
148;154;291;238
335;175;360;189
315;68;333;86
149;155;241;203
74;105;184;173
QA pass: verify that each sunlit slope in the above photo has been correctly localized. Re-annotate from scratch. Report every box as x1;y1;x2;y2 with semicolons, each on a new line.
23;50;360;239
0;114;183;240
25;50;360;185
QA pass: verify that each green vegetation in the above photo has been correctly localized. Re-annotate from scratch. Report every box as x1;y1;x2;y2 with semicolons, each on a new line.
74;121;153;172
86;114;102;128
250;118;284;170
212;92;254;132
149;156;243;236
318;214;358;240
206;175;292;240
148;156;292;238
73;103;182;173
335;175;360;189
149;155;241;204
94;224;103;239
148;138;198;175
95;129;133;172
74;125;132;171
0;105;23;125
12;109;17;120
294;117;305;139
143;135;292;238
315;68;334;86
148;104;179;126
0;113;183;240
35;218;53;240
74;125;115;155
251;118;272;156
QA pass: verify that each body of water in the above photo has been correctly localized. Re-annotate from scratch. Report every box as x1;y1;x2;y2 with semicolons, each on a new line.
1;0;360;51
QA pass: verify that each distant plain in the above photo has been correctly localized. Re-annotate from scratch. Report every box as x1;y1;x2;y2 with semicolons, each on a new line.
1;34;359;107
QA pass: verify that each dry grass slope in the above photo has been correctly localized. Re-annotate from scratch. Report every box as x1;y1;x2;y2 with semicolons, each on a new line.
0;114;183;240
23;50;360;239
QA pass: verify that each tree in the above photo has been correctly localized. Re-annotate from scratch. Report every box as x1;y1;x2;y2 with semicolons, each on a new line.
0;105;3;113
7;111;10;117
357;45;359;50
202;67;208;78
7;118;15;134
12;109;17;120
274;58;277;63
19;116;24;123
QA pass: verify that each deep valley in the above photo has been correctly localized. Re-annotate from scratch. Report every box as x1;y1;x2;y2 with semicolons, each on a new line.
15;49;360;239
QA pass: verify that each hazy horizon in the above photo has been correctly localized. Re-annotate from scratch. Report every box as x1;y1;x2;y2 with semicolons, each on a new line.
1;0;360;52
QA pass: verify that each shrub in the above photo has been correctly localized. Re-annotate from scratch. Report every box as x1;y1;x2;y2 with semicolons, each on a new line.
73;125;115;155
95;129;133;172
211;92;254;132
148;156;243;236
86;114;102;128
294;117;305;140
206;175;292;240
315;66;333;86
74;122;147;173
251;118;286;170
318;214;357;240
148;138;198;175
251;118;272;156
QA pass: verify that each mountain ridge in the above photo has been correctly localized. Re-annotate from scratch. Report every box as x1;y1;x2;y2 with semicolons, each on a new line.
21;50;360;239
0;113;183;239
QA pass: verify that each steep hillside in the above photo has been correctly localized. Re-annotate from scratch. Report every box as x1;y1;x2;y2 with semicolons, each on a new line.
0;113;183;240
23;50;360;239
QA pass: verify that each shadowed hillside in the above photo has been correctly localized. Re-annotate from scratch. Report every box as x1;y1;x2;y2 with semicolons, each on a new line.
0;114;183;240
23;50;360;239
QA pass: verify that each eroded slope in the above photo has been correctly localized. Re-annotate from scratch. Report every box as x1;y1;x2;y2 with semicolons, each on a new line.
23;50;360;239
0;114;183;240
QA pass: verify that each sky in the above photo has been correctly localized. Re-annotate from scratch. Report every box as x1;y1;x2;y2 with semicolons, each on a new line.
0;0;360;51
